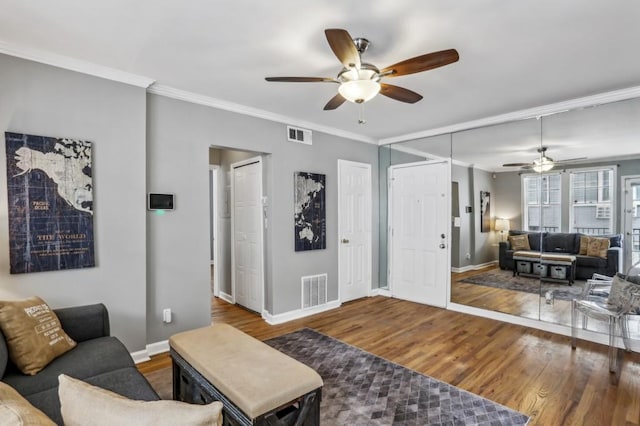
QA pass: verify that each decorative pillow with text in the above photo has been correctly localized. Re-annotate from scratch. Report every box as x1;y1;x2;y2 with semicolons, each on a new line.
508;234;531;251
586;237;610;259
0;297;76;375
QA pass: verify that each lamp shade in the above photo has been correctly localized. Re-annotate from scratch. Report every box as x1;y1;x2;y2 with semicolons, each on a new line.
495;218;510;232
338;80;381;104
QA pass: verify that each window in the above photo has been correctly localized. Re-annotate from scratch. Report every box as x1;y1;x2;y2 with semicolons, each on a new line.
570;168;615;235
522;174;561;232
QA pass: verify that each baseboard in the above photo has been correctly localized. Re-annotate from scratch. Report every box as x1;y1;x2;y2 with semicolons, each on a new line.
219;291;234;304
130;340;170;364
262;300;341;325
451;260;498;274
370;288;392;297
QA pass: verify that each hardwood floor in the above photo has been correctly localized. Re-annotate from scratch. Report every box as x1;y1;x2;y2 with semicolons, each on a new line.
139;296;640;425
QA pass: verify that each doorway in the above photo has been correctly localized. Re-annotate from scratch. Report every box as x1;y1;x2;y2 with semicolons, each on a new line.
338;160;372;303
389;160;450;308
231;157;265;313
209;165;220;297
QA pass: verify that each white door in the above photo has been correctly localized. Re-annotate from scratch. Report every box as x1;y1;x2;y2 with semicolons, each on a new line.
623;176;640;269
231;158;264;313
338;160;372;302
389;160;450;308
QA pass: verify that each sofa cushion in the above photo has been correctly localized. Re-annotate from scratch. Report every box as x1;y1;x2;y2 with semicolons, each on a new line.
0;381;55;426
508;234;531;251
0;297;76;375
527;232;545;251
59;374;220;426
3;336;134;397
544;233;579;254
24;368;159;425
575;255;608;269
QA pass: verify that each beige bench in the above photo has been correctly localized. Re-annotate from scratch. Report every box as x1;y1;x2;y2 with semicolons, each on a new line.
169;324;323;426
513;251;577;284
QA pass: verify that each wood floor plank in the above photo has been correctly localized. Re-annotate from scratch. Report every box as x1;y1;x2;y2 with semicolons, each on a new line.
139;295;640;426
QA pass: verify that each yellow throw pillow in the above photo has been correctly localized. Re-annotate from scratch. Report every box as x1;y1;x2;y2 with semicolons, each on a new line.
0;381;56;425
0;297;76;375
58;375;223;426
508;234;531;251
586;237;610;258
579;235;589;255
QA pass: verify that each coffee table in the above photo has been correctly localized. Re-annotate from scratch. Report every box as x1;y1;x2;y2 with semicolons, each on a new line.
513;251;577;285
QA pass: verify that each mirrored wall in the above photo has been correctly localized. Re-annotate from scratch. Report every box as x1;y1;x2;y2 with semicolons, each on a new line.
379;95;640;340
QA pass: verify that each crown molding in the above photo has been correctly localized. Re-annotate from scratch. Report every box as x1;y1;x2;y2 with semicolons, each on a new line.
380;85;640;145
0;41;155;88
147;84;377;145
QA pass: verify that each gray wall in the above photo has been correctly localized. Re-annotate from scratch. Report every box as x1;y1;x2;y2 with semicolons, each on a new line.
493;171;522;231
146;93;379;343
0;54;148;351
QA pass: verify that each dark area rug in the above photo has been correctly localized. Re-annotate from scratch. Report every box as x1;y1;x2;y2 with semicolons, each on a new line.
145;328;530;425
265;328;529;425
460;268;584;301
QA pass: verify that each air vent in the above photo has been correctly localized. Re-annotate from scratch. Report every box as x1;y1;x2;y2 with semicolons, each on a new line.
301;273;327;309
595;204;611;219
287;126;312;145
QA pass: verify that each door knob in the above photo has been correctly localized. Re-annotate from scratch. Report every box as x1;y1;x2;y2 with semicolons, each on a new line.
439;243;446;249
341;238;350;244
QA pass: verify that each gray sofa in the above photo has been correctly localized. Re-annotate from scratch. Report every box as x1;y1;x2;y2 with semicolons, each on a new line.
0;303;159;424
499;231;623;280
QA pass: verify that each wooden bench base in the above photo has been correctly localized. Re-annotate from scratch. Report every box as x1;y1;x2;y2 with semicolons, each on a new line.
171;349;321;426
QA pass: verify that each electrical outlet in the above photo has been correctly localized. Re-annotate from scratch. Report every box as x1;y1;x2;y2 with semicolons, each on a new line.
465;253;471;260
163;308;172;323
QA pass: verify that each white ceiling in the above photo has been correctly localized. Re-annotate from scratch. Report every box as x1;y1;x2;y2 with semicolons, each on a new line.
2;1;640;151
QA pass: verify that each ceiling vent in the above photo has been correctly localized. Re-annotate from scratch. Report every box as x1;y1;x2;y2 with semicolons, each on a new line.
287;126;312;145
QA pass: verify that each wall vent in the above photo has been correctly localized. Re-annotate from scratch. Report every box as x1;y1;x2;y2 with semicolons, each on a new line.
301;273;327;309
287;126;312;145
595;204;611;219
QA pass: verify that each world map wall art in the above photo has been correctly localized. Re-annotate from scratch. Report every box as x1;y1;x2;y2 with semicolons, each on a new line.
294;171;326;251
5;132;95;274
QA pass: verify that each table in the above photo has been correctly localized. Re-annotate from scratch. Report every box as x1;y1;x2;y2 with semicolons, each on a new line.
169;324;323;426
513;251;577;285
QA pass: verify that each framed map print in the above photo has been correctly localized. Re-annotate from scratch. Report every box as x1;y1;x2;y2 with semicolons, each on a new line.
294;172;326;251
5;132;95;273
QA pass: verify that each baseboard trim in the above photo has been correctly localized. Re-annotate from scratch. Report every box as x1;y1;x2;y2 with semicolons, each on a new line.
130;340;170;364
451;261;498;274
370;288;392;297
262;300;341;325
218;292;234;304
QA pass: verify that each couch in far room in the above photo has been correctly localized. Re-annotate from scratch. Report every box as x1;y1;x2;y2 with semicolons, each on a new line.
498;230;623;280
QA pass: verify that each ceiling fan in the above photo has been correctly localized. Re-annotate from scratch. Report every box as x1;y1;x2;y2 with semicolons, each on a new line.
265;28;459;111
502;147;587;172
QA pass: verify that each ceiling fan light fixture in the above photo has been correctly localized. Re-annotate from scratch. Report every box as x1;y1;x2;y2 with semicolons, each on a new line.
533;157;554;173
338;80;381;104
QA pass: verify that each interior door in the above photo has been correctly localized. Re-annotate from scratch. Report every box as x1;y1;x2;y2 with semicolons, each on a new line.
390;160;450;307
623;176;640;269
231;158;264;313
338;160;372;302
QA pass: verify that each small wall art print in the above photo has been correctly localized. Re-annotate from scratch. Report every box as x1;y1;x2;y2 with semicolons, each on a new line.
294;172;326;251
5;132;95;274
480;190;491;233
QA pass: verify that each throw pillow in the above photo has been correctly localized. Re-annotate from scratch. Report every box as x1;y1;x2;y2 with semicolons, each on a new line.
0;381;56;425
607;275;640;310
0;297;76;375
508;234;531;251
58;374;223;426
579;235;589;255
586;237;610;258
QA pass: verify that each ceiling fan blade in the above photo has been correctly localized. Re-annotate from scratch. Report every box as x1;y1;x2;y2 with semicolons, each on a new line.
265;77;336;83
556;157;588;164
381;49;459;77
502;163;532;167
325;29;361;69
323;93;347;110
380;84;423;103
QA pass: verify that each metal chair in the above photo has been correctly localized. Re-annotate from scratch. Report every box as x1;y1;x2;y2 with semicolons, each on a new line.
571;262;640;384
